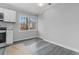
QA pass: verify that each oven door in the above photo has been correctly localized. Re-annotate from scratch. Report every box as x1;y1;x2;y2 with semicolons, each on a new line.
0;31;6;43
0;13;4;21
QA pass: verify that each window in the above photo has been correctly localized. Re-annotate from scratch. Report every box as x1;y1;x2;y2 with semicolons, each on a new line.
19;16;28;31
19;16;37;32
29;16;37;30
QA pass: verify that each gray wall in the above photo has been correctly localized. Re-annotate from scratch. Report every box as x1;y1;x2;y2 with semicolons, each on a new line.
38;3;79;52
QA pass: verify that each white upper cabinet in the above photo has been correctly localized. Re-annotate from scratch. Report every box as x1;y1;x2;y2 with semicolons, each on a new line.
3;8;16;22
0;8;4;12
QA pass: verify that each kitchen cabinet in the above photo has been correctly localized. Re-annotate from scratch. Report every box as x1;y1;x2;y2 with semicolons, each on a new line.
6;30;13;44
0;8;4;12
3;8;16;22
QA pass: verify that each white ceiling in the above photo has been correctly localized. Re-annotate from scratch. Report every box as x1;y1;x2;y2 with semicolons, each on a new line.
2;3;53;15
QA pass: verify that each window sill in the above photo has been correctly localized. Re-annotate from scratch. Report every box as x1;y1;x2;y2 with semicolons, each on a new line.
19;29;37;32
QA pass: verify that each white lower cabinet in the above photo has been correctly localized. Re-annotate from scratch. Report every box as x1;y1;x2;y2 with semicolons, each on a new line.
6;30;13;45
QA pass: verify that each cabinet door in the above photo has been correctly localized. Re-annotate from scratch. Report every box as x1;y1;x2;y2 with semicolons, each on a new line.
3;8;10;22
4;8;16;22
0;8;3;12
6;30;13;44
9;10;16;22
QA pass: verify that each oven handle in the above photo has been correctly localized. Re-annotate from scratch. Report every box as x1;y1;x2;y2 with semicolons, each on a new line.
0;30;6;33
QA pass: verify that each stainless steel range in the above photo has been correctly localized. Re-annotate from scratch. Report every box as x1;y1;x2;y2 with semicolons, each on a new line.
0;27;6;43
0;27;13;47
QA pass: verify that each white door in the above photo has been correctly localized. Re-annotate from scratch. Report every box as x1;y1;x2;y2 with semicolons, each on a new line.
6;30;13;44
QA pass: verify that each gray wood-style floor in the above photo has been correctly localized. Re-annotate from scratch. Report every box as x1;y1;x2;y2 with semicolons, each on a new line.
0;38;79;55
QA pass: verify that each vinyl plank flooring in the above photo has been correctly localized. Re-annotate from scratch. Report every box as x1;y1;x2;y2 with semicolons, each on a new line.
24;38;43;46
0;38;78;55
37;44;57;55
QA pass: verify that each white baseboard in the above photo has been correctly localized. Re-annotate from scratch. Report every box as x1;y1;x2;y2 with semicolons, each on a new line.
14;36;37;42
40;36;79;53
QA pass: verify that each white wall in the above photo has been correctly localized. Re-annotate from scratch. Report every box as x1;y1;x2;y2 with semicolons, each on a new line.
38;3;79;52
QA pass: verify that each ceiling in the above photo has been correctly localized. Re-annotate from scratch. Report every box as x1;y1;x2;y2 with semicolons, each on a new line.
0;3;53;15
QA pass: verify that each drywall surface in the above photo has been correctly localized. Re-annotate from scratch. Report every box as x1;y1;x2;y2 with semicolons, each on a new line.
38;4;79;52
